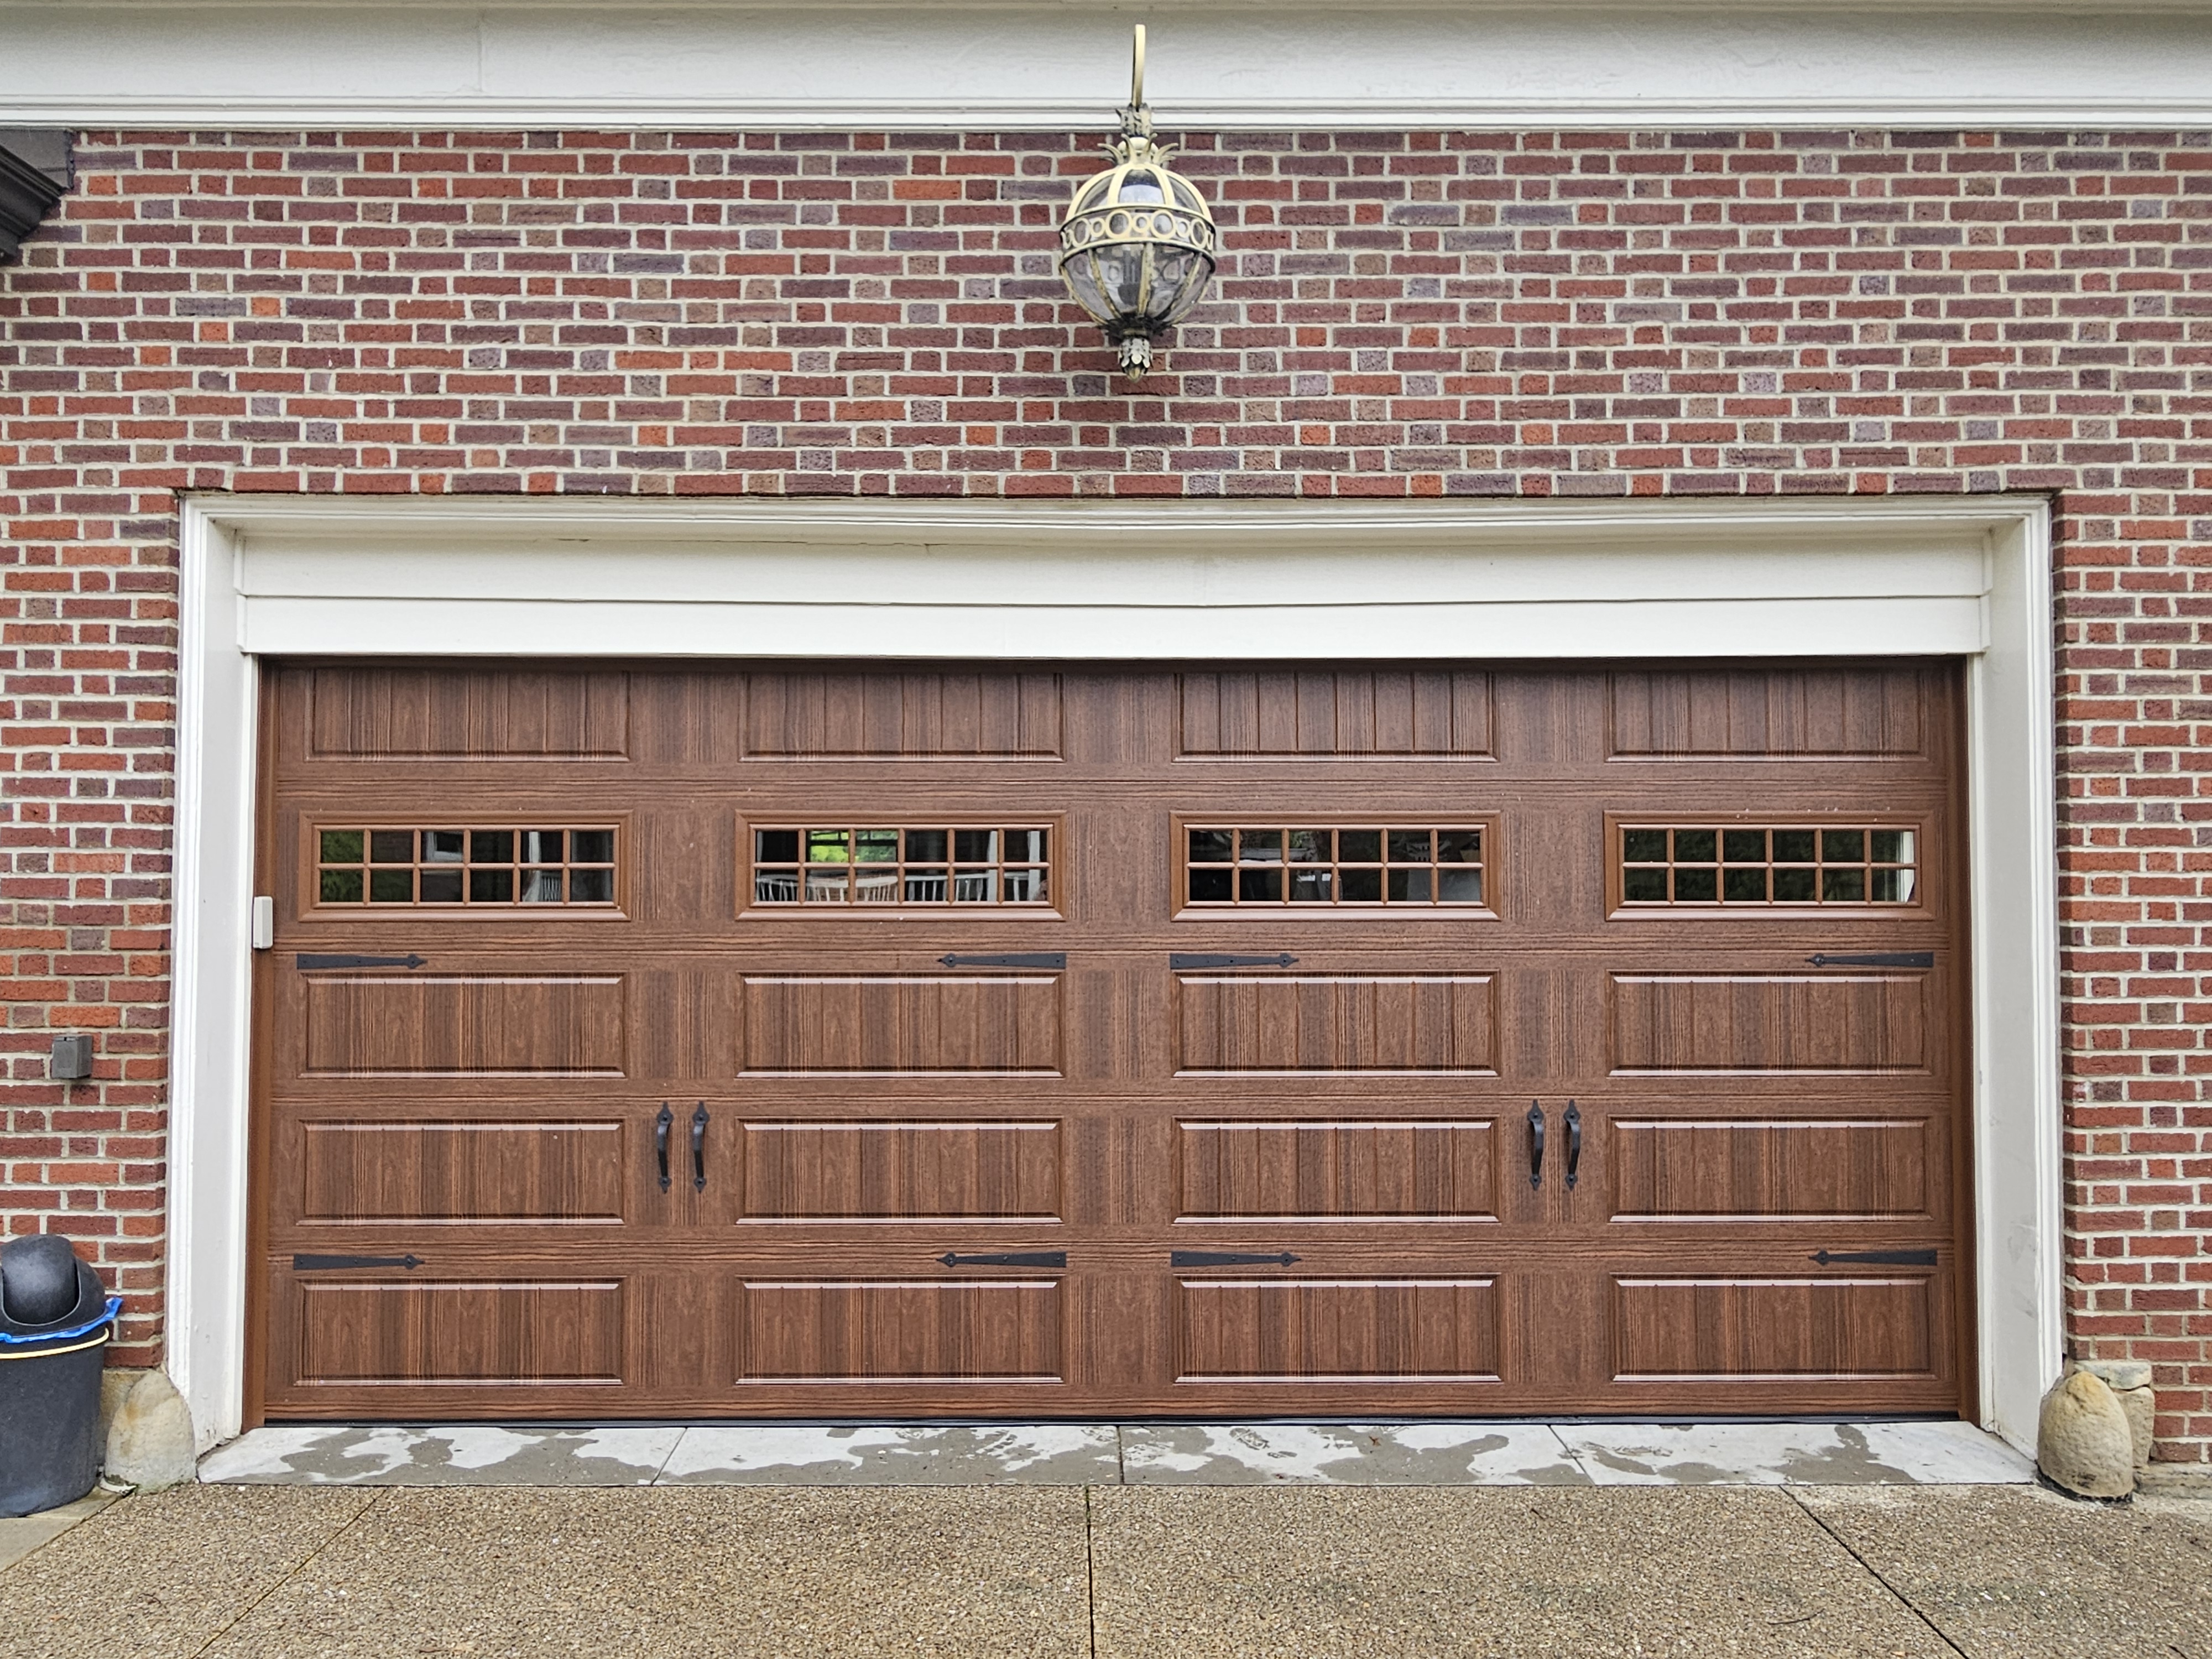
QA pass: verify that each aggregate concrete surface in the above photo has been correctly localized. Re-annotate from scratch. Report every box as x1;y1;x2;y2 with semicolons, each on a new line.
1;1478;2208;1658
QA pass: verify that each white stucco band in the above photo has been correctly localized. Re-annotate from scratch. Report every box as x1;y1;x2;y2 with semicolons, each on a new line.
171;493;2060;1452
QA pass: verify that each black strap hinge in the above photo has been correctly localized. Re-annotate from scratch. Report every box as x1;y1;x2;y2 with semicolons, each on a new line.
937;1250;1067;1268
1811;1249;1938;1266
293;1253;422;1271
296;953;427;971
937;953;1066;969
1171;1250;1301;1267
1806;952;1933;969
1170;953;1298;970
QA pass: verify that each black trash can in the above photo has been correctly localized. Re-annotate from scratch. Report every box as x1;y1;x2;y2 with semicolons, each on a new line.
0;1235;121;1517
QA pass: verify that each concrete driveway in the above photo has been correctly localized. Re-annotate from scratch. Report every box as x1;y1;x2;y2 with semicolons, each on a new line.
2;1473;2209;1657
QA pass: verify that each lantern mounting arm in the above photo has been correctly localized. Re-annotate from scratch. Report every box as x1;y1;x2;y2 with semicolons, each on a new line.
1117;24;1152;139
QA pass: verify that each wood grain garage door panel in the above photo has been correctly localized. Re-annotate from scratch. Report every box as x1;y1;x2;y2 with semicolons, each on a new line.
303;976;627;1076
1608;666;1925;757
1611;1119;1929;1220
1177;1120;1498;1220
299;1121;626;1224
740;1281;1063;1381
740;1121;1062;1219
1179;669;1493;756
1613;1277;1936;1380
1177;975;1496;1073
311;666;630;758
741;975;1061;1074
744;670;1062;757
294;1281;626;1384
263;660;1965;1419
1178;1279;1500;1381
1610;974;1926;1073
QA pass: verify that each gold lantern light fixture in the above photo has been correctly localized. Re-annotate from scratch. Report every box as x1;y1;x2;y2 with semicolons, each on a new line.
1057;25;1219;379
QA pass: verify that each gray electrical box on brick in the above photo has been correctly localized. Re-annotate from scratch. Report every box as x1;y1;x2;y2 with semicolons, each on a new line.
48;1035;91;1081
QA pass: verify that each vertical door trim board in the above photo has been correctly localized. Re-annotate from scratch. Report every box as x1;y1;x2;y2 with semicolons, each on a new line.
171;493;2057;1453
170;505;260;1449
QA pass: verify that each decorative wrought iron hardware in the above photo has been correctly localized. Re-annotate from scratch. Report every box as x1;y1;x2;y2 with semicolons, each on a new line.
1526;1101;1545;1190
1811;1248;1938;1266
296;952;426;971
1563;1100;1582;1190
1806;952;1934;969
655;1103;674;1193
293;1253;422;1271
937;953;1067;969
937;1250;1067;1268
1170;1250;1300;1267
690;1103;709;1193
1169;953;1298;969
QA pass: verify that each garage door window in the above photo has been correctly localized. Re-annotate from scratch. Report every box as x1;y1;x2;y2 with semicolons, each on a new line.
1184;826;1486;906
1619;825;1918;906
750;826;1051;905
315;827;618;906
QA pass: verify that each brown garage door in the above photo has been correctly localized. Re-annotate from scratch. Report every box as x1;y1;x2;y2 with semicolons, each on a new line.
254;660;1968;1421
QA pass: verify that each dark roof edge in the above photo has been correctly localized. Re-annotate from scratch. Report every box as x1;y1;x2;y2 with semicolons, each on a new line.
0;131;71;265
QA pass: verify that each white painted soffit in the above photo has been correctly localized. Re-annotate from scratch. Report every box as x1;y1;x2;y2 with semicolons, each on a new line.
8;3;2212;131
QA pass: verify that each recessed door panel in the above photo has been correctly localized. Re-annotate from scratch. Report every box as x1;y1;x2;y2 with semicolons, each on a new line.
1608;666;1927;758
293;1279;627;1385
302;975;628;1077
1610;974;1927;1074
739;1281;1063;1383
740;1121;1063;1220
1176;974;1497;1074
297;1121;627;1225
1613;1276;1939;1381
1177;1279;1500;1382
1177;1120;1498;1220
740;975;1062;1075
310;666;631;759
1179;669;1493;757
1610;1118;1930;1220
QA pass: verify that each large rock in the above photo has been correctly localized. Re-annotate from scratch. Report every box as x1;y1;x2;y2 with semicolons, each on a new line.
102;1369;195;1491
2074;1360;2156;1470
2038;1368;2135;1499
97;1366;144;1449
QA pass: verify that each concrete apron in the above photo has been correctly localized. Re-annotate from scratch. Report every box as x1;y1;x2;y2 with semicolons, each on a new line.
199;1418;2034;1488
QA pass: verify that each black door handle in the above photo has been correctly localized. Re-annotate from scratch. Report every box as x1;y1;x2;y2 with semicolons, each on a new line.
1564;1100;1582;1190
1526;1100;1545;1189
690;1102;709;1193
654;1103;672;1193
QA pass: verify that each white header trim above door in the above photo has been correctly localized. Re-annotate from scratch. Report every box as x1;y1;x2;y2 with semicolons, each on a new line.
11;3;2212;129
171;493;2058;1452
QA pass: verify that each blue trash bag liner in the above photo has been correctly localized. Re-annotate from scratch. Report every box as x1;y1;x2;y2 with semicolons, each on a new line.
0;1295;122;1350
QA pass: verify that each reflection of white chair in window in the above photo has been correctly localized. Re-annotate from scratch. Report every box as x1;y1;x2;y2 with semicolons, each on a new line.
953;870;998;902
754;872;799;904
804;871;849;902
520;870;564;904
854;872;901;903
904;872;947;902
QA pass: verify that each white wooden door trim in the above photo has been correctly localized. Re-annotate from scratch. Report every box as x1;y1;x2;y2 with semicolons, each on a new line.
171;493;2058;1452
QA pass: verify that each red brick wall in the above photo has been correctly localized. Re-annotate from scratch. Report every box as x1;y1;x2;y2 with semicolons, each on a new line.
1;127;2206;1455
